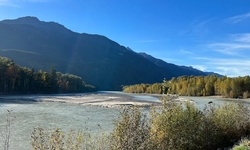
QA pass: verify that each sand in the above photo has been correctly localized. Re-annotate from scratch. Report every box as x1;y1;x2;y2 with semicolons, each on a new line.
0;92;163;108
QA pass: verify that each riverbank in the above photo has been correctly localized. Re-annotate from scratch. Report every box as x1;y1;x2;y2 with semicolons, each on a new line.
1;92;249;109
0;91;162;108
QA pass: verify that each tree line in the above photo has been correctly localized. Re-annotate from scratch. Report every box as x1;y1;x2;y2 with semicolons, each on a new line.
123;75;250;98
0;56;96;94
123;83;163;94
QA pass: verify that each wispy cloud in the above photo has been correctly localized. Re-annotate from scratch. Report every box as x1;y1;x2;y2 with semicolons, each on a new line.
225;12;250;23
209;43;250;56
193;65;206;71
207;33;250;56
232;33;250;43
194;57;250;77
179;49;193;55
161;57;182;63
194;57;250;66
171;41;250;76
180;19;211;36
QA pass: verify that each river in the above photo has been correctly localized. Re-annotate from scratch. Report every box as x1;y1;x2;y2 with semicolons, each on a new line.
0;91;247;150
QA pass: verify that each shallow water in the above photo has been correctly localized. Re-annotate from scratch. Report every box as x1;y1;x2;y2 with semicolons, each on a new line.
0;92;247;150
0;101;119;150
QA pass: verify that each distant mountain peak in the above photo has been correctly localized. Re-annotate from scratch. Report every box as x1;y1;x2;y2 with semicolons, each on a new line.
0;16;221;90
2;16;40;24
1;16;72;33
16;16;40;22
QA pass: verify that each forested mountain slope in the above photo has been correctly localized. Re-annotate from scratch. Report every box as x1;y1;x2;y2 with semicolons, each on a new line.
0;16;219;90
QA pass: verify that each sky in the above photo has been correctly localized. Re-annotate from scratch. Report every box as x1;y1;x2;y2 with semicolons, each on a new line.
0;0;250;77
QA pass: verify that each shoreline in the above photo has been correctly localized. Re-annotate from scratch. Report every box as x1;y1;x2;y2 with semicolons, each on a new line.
0;92;162;108
1;92;249;108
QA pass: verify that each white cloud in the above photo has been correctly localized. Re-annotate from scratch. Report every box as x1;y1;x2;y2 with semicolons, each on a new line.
193;65;206;71
180;19;211;36
179;49;193;55
215;66;250;77
232;33;250;43
209;43;250;56
208;33;250;56
193;57;250;77
162;57;182;63
225;12;250;23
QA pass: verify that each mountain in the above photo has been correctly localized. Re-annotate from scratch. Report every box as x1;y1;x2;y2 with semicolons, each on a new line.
0;16;219;90
138;53;220;77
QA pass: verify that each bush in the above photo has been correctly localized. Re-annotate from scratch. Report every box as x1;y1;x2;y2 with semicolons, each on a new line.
29;101;250;150
109;106;151;150
150;100;250;149
231;138;250;150
150;101;205;149
243;91;249;99
209;103;250;148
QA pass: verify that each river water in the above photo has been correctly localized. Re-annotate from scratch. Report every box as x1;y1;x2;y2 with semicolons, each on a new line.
0;91;247;150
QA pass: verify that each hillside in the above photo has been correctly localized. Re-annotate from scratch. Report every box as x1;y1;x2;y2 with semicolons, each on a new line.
0;56;95;94
0;16;218;90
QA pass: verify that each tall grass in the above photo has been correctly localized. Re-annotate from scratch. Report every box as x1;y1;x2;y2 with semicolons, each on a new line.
31;127;111;150
0;110;13;150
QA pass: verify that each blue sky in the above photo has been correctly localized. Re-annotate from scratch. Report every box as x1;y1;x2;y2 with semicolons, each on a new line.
0;0;250;77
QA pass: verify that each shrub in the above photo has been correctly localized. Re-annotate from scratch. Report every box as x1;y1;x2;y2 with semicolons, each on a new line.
210;103;250;148
243;91;249;99
29;101;250;150
150;100;250;149
109;106;151;150
231;138;250;150
150;101;205;150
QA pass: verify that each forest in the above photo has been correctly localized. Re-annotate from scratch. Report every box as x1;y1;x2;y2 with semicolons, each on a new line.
0;56;96;94
123;75;250;98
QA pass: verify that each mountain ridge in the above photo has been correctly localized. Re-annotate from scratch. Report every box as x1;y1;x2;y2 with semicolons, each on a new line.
0;16;220;90
139;52;221;77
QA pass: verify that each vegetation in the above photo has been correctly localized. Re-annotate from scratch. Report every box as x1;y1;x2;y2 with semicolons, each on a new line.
232;138;250;150
1;16;216;91
31;127;112;150
26;99;250;150
0;56;95;94
123;75;250;98
109;107;150;149
123;83;163;94
0;110;13;150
